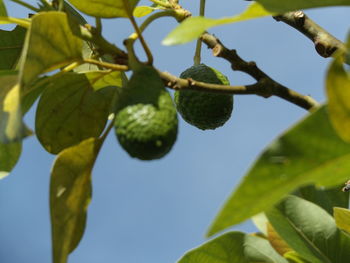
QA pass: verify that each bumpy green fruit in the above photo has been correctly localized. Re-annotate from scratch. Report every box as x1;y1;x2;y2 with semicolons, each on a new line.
174;64;233;130
114;88;178;160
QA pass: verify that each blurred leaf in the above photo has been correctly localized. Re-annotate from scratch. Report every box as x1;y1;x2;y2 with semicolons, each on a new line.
0;141;21;179
50;138;101;263
0;71;27;142
133;6;163;17
68;0;140;18
294;184;349;215
35;72;117;154
266;196;350;263
0;0;7;19
0;26;26;70
256;0;350;13
326;55;350;142
267;223;292;256
334;207;350;233
208;105;350;236
178;231;288;263
162;2;272;45
20;12;82;89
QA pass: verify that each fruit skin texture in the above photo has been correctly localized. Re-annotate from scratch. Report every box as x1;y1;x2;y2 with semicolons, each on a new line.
174;64;233;130
114;89;178;160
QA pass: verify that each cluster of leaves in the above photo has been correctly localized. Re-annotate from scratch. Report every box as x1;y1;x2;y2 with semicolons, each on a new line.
0;0;349;262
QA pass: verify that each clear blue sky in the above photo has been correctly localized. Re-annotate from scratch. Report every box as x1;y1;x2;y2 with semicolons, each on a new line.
0;0;349;262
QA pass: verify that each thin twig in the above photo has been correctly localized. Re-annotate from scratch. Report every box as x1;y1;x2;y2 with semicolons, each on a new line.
273;11;346;58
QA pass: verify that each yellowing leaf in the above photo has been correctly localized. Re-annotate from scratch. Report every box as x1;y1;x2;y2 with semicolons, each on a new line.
50;138;101;263
20;12;83;89
0;71;26;142
68;0;140;18
334;207;350;234
0;141;21;179
35;72;117;154
256;0;350;13
326;57;350;142
267;223;292;256
162;2;273;46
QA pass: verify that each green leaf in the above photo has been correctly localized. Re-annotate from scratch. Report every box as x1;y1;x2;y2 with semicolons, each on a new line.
266;196;350;263
133;6;163;17
20;12;83;89
334;207;350;234
35;72;117;154
0;0;7;17
178;231;288;263
208;105;350;236
294;184;349;215
326;55;350;143
0;26;26;70
67;0;140;18
0;71;27;142
50;138;101;263
0;141;21;179
256;0;350;13
162;2;273;46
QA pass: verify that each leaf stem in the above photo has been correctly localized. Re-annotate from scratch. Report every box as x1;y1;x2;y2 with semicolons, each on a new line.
129;10;177;41
83;59;128;71
123;0;153;64
193;0;206;65
10;0;40;12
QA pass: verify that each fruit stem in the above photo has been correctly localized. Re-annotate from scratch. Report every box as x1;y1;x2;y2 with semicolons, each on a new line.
9;0;40;12
129;10;177;41
193;0;206;65
149;0;172;8
100;115;116;142
123;0;153;65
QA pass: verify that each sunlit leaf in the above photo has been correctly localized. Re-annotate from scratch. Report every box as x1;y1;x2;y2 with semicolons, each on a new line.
208;105;350;236
50;138;101;263
162;2;273;45
133;6;163;17
0;71;26;142
0;0;7;17
0;26;26;70
20;12;82;89
68;0;140;18
256;0;350;13
178;231;288;263
0;141;21;179
326;55;350;142
266;196;350;263
85;70;123;90
36;72;117;154
334;207;350;234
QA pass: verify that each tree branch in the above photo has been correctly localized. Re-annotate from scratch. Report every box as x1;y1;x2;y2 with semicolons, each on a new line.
273;11;346;58
198;33;319;110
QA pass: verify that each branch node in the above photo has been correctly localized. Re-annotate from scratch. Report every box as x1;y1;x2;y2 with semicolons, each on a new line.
293;11;305;26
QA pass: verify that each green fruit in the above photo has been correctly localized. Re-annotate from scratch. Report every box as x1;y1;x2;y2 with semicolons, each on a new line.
115;88;178;160
174;64;233;130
